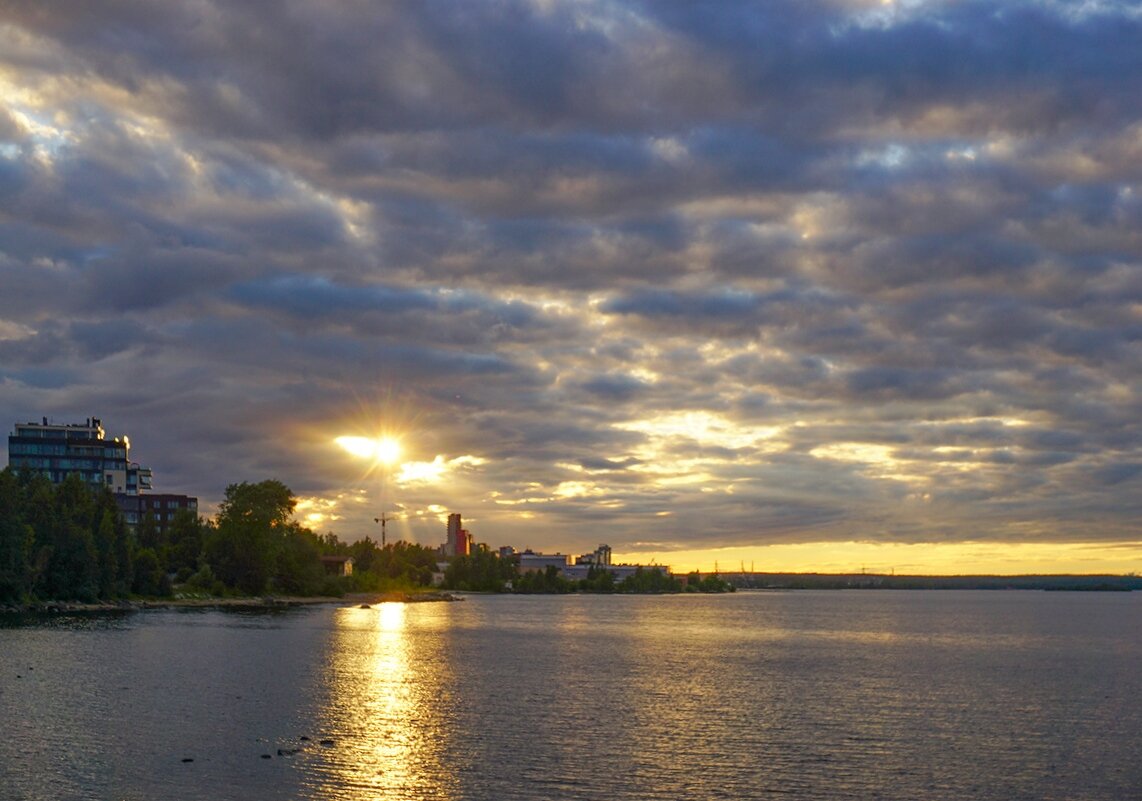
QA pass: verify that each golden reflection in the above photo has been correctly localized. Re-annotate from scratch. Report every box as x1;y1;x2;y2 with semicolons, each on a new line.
313;603;454;799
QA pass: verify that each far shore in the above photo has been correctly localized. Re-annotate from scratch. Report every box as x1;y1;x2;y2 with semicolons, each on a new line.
0;590;462;615
5;571;1139;615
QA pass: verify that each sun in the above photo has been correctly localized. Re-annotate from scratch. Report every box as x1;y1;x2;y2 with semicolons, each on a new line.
375;437;401;465
335;435;402;465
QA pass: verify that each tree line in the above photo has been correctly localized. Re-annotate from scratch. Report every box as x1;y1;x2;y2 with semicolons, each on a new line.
0;470;438;604
440;552;736;594
0;467;732;604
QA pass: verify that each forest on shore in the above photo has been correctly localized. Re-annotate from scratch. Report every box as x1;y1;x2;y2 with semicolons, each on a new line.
0;469;732;605
0;470;438;604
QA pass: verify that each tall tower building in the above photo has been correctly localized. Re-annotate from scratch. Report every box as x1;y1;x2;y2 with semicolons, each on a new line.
445;512;471;557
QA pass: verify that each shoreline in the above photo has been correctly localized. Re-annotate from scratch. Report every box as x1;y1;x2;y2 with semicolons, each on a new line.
0;590;462;615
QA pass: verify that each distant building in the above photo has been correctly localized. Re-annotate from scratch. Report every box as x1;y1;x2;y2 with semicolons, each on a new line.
7;416;196;536
8;417;151;494
518;550;571;573
562;563;649;582
515;543;666;582
115;493;199;530
575;544;612;567
319;556;354;577
443;512;472;558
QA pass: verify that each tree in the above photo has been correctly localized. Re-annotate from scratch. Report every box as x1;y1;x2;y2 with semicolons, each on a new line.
579;564;616;592
167;508;204;575
0;469;33;603
94;510;121;599
205;480;297;595
40;474;99;601
513;564;571;594
216;479;296;531
136;511;161;553
273;524;327;595
442;549;516;592
617;566;680;594
132;547;170;596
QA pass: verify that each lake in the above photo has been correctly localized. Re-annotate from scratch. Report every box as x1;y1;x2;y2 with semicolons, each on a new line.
2;590;1141;800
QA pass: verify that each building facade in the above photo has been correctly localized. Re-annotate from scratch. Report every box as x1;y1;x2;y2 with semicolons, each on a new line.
114;493;199;529
8;417;154;494
8;416;196;535
575;544;612;567
518;551;572;573
444;512;472;558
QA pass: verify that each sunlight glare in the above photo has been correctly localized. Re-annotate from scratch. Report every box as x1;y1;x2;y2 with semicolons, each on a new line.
336;435;402;464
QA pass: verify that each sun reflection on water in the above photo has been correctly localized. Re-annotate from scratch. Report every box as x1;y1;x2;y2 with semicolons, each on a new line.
307;603;455;800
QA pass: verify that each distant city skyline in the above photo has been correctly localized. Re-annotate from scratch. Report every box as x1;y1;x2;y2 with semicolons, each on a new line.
2;3;1140;575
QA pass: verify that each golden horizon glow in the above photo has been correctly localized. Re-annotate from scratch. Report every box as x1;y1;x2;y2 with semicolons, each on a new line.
616;541;1142;577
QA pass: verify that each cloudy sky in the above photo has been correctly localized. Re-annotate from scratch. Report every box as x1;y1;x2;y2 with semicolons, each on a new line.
2;1;1141;573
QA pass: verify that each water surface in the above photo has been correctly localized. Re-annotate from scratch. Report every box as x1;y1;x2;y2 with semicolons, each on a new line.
1;591;1140;800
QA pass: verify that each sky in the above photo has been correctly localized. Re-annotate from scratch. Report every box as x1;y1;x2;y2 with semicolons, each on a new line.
2;0;1141;574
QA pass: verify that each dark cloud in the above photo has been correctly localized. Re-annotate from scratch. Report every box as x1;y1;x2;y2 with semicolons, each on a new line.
577;374;649;402
1;0;1140;563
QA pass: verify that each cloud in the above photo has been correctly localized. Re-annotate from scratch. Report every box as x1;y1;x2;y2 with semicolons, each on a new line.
1;0;1140;564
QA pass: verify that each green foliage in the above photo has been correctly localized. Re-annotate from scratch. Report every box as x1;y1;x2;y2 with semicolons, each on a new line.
442;549;516;592
373;541;440;586
513;564;572;594
273;526;327;596
0;469;712;603
185;562;216;590
617;566;681;594
136;512;160;553
34;474;101;602
684;571;736;593
206;479;296;595
317;533;440;591
132;547;171;597
167;509;205;575
218;479;296;530
0;469;33;603
0;469;338;602
94;510;121;598
577;565;617;593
